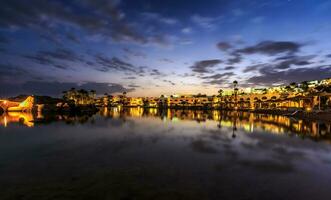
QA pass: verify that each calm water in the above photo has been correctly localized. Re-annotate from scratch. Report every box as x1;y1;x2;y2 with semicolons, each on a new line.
1;108;331;200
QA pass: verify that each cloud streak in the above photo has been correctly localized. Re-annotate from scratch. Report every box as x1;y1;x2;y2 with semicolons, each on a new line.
236;41;303;56
190;59;223;74
247;65;331;86
0;81;134;97
0;0;164;45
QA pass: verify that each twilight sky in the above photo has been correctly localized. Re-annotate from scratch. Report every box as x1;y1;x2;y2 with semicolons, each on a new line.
1;0;331;97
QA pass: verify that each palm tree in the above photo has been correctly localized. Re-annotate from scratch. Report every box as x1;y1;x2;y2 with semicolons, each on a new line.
233;80;238;88
62;91;68;100
90;90;96;97
218;89;223;97
300;81;309;93
89;90;96;104
120;91;127;106
290;82;297;87
290;82;298;94
217;89;223;109
233;80;238;109
285;85;291;91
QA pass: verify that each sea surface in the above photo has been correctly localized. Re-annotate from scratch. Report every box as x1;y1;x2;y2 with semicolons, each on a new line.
1;108;331;200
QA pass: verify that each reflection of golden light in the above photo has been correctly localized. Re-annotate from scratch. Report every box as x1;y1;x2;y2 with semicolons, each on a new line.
1;112;34;127
172;117;179;122
243;124;251;132
36;111;44;119
4;116;7;127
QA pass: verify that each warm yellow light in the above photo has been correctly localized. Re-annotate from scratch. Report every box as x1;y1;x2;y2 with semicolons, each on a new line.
4;116;7;127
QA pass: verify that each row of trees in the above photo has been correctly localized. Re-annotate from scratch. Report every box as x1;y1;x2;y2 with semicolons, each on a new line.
217;80;331;97
62;88;96;105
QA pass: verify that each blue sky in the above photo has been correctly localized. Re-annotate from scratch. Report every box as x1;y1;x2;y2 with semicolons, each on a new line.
1;0;331;97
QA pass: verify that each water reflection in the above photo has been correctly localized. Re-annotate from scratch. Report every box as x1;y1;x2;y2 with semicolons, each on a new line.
0;112;35;127
1;108;331;199
1;108;331;143
100;107;331;142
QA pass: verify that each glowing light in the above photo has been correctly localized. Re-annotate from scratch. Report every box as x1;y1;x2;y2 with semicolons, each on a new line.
0;112;34;127
4;116;7;127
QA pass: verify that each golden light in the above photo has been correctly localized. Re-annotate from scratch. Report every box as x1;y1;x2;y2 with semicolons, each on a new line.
4;116;7;127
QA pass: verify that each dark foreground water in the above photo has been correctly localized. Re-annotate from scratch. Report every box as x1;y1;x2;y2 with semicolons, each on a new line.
1;108;331;200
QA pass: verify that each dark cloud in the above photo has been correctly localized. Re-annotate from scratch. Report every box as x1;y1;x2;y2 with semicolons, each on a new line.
150;69;162;76
326;54;331;58
0;63;48;83
53;64;70;70
0;0;156;45
23;48;84;70
202;72;235;85
243;64;266;73
0;64;29;80
137;66;147;76
159;58;174;63
162;79;176;85
0;34;9;44
242;55;315;74
123;48;147;59
273;55;314;69
0;35;9;53
148;34;171;46
38;48;83;62
177;73;195;78
95;55;136;72
236;41;303;55
227;52;242;64
201;73;234;80
127;84;140;88
224;66;235;70
0;81;134;97
24;54;55;66
217;42;232;51
124;76;137;80
274;55;296;61
247;65;331;86
190;59;223;73
65;32;80;43
39;32;63;46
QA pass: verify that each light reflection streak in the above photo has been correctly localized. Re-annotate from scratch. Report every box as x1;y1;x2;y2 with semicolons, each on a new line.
1;108;330;143
0;112;34;127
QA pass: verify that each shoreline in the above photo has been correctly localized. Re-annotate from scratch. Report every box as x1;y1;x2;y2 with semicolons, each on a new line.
112;106;331;123
245;109;331;123
2;105;331;123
